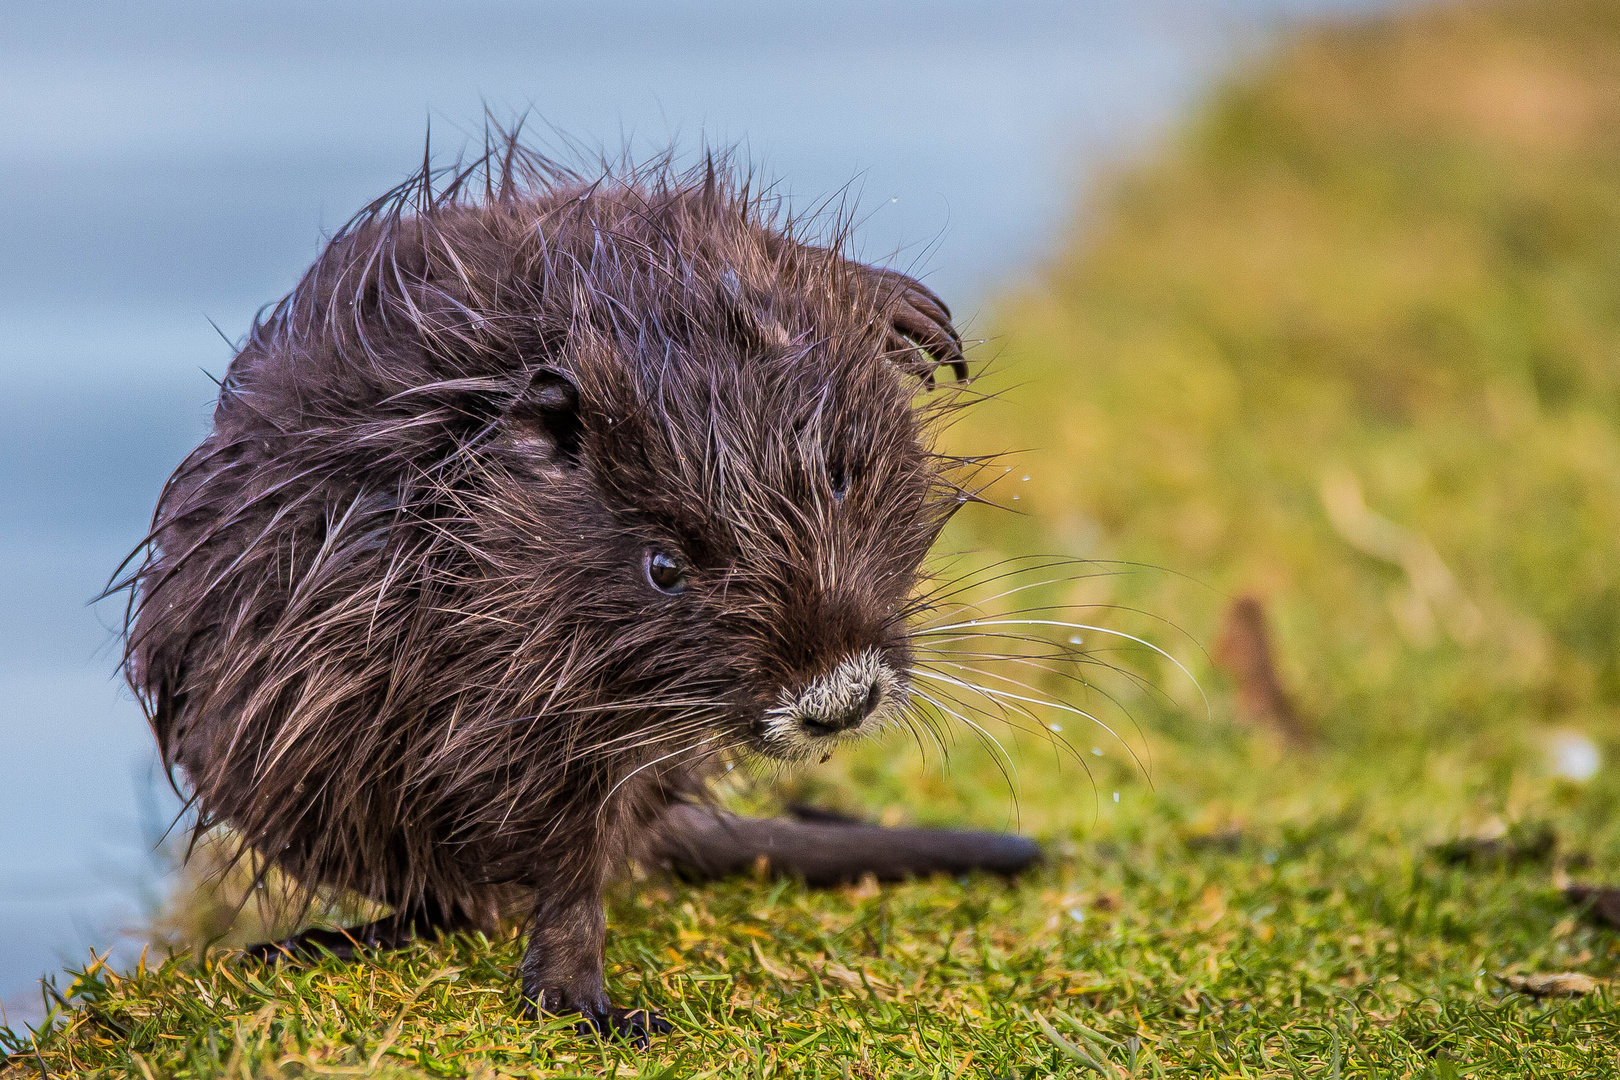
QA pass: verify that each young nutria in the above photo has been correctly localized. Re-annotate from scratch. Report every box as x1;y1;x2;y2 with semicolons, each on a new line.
117;140;1038;1042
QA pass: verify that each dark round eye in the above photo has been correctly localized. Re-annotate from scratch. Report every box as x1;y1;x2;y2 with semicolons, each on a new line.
644;548;689;594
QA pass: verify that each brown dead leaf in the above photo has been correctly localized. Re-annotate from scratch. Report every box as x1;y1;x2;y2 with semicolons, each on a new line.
1501;972;1604;997
750;941;800;983
1213;595;1311;745
819;959;899;998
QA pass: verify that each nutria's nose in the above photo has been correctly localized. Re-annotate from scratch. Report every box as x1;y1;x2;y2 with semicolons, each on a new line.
760;650;896;759
802;678;883;736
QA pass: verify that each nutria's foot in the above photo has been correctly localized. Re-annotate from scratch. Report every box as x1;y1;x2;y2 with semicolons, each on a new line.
574;1005;672;1047
521;993;671;1048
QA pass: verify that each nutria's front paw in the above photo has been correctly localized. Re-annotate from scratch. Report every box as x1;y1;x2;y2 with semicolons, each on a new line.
522;992;671;1048
576;1005;673;1048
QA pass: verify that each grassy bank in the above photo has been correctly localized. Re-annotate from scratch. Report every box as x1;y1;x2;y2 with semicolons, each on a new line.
8;0;1620;1074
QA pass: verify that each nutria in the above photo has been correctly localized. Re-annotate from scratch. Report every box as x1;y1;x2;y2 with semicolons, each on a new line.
115;140;1039;1042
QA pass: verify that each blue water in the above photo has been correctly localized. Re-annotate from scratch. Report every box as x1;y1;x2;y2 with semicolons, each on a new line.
0;0;1401;1022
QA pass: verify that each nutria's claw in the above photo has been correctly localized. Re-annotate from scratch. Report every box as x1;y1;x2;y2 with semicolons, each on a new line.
576;1006;672;1048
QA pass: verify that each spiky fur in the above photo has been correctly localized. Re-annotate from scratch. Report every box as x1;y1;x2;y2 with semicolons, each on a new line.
115;139;981;1029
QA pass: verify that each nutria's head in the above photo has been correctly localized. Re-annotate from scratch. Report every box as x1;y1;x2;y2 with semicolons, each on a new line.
488;254;962;761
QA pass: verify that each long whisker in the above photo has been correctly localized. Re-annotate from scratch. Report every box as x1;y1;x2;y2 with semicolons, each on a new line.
912;667;1091;770
906;561;1143;617
908;569;1140;624
905;687;1025;828
916;553;1218;603
906;685;1019;794
914;635;1184;726
923;601;1209;664
913;618;1209;717
898;699;951;765
912;664;1150;782
920;650;1157;774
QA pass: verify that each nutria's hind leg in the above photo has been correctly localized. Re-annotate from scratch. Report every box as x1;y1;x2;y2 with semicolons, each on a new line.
244;898;467;963
652;803;1042;886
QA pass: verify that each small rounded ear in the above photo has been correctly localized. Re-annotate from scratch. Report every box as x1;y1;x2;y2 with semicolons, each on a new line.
863;266;968;388
502;366;583;467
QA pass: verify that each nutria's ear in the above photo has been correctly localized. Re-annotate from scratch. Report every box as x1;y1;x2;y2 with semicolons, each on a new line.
864;267;968;388
502;366;583;467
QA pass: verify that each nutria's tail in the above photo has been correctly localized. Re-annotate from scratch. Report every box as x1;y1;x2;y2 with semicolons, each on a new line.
654;804;1042;886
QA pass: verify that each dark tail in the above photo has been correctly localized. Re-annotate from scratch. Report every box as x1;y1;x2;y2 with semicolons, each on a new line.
653;804;1042;887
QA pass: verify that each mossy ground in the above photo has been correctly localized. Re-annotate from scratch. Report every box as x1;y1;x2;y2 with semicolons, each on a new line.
6;769;1620;1077
9;0;1620;1075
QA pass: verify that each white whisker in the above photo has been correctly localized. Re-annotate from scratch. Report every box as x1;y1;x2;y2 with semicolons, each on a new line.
898;701;950;764
912;664;1150;781
913;618;1208;716
906;685;1020;792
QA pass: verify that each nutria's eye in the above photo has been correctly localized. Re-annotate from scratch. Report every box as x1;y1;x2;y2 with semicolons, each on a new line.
644;548;689;594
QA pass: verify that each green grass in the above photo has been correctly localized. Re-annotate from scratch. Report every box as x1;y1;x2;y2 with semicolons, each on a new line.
9;0;1620;1074
6;793;1620;1077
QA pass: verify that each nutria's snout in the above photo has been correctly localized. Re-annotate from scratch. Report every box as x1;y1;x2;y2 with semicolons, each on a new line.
759;649;902;760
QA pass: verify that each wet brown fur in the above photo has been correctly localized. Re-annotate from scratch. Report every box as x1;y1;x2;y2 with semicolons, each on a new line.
116;139;1019;1035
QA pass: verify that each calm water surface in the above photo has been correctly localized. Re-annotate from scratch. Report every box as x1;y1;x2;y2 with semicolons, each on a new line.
0;0;1399;1019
